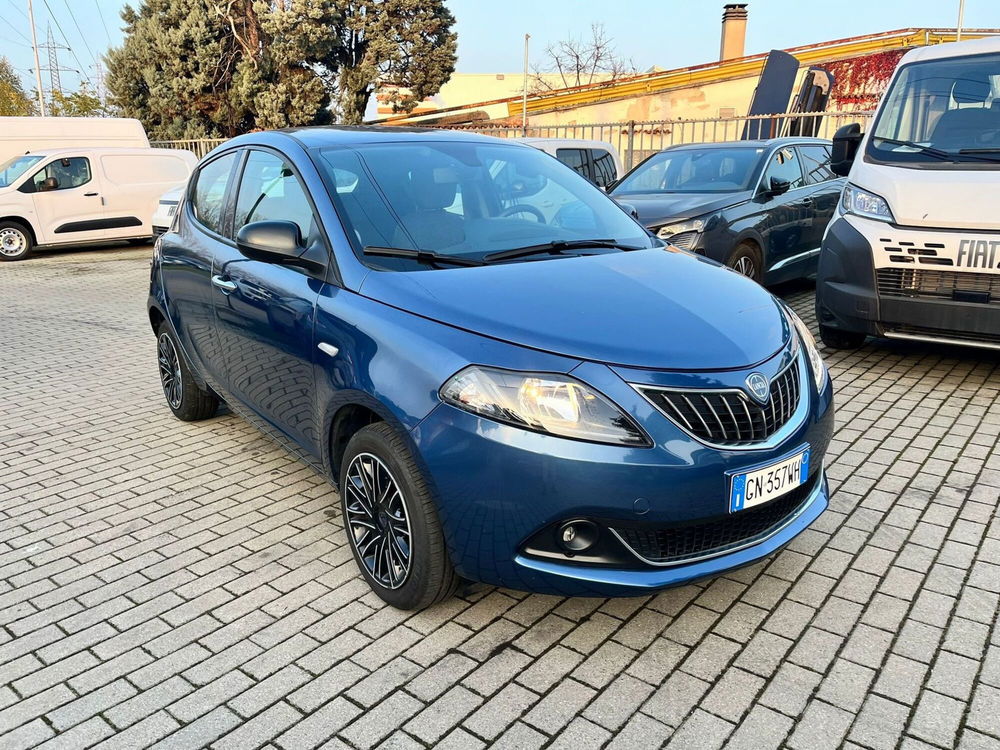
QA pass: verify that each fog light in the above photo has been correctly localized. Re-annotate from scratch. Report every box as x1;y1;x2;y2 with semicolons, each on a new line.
557;520;599;553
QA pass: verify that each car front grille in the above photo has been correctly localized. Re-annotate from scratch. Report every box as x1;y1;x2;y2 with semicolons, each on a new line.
665;231;697;250
877;268;1000;304
638;358;801;447
611;471;819;565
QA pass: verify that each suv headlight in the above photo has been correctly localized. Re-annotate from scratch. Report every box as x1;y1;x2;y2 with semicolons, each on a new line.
842;183;894;223
782;306;827;389
440;366;650;446
656;217;705;240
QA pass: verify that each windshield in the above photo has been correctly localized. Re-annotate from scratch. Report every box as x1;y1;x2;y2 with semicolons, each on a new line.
314;141;652;269
0;155;42;188
612;147;764;195
868;51;1000;166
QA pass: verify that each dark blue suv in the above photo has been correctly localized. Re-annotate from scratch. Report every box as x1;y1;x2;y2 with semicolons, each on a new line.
149;127;834;609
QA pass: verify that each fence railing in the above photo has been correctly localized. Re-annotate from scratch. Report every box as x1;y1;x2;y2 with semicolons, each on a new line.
152;110;874;169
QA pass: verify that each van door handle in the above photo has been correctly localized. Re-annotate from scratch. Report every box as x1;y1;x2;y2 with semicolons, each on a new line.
84;192;99;197
211;275;237;294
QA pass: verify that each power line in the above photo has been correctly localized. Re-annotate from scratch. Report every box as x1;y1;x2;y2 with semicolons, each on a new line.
39;0;91;87
0;12;34;45
5;0;28;21
93;0;111;48
61;0;98;69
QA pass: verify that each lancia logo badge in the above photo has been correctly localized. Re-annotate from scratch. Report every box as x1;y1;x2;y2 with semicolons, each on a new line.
746;373;769;404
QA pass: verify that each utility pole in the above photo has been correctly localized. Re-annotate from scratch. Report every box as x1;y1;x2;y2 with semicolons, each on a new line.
41;25;73;98
522;34;530;136
27;0;46;116
956;0;966;41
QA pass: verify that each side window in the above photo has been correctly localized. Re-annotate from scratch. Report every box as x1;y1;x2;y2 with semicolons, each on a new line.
799;145;835;185
555;148;590;180
234;150;315;242
763;147;805;190
192;152;238;235
590;149;617;188
31;157;91;192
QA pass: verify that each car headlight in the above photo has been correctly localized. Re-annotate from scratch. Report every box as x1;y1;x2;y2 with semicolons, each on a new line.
656;218;705;239
842;183;894;223
440;366;650;446
782;306;827;389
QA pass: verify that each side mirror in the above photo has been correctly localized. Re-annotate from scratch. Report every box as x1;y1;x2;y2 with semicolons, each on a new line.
831;123;863;177
235;219;325;274
39;176;59;191
613;199;640;220
768;176;791;196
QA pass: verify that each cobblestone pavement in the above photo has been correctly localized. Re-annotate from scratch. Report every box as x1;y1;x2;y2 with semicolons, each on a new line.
1;245;999;750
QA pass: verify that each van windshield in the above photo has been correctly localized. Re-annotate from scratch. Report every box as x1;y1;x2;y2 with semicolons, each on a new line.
869;51;1000;166
612;147;763;194
0;155;42;187
315;141;652;269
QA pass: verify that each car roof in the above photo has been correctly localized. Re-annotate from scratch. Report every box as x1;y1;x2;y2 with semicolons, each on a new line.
18;147;183;157
231;125;511;150
663;137;831;151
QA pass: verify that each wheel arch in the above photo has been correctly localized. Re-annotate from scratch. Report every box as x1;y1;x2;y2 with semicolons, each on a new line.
0;216;38;245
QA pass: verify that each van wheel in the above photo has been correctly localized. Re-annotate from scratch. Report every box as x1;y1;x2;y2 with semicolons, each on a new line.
727;242;763;282
156;322;219;421
0;222;33;261
819;325;867;350
340;422;459;610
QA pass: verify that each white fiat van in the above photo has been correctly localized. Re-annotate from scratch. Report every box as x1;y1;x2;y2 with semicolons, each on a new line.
0;147;196;261
518;138;624;189
817;36;1000;351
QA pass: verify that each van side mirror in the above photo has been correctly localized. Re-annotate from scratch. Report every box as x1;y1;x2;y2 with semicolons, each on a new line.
831;123;863;176
768;176;791;196
236;220;324;274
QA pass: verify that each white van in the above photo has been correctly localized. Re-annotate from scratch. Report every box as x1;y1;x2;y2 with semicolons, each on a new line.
518;138;624;189
817;36;1000;351
0;117;149;165
0;147;197;261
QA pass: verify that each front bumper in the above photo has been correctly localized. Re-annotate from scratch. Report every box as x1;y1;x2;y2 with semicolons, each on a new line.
817;216;1000;346
411;352;834;597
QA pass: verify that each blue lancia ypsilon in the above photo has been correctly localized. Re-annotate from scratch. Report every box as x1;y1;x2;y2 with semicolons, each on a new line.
149;127;834;610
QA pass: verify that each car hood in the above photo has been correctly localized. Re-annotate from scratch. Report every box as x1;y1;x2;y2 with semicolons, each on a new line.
359;248;787;371
612;191;752;228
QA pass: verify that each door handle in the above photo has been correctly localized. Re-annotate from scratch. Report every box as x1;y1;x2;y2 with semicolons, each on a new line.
211;275;237;294
801;197;814;207
84;192;99;197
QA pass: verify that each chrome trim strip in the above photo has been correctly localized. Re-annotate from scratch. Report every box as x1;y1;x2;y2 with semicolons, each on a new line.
610;465;824;568
882;330;1000;352
632;352;808;452
770;247;820;271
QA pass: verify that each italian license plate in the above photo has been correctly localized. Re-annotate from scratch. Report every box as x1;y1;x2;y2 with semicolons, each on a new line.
729;447;810;513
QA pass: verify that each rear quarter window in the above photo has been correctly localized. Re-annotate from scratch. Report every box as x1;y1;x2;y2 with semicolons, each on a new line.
191;152;238;235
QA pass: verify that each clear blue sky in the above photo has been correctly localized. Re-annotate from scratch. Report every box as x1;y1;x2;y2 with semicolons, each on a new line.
0;0;995;94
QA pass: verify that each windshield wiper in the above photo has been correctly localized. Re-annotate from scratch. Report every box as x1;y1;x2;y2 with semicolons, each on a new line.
872;137;954;160
482;239;645;264
873;137;1000;163
362;246;485;268
958;147;1000;161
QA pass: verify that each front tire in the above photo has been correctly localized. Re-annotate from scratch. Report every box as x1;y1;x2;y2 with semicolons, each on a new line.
726;241;763;283
340;422;458;610
156;323;219;421
819;325;867;350
0;221;33;262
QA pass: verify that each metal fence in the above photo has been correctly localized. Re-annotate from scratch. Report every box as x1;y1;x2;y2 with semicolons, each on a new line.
152;110;874;169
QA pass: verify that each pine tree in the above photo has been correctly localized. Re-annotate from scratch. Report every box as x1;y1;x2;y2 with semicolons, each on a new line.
0;58;34;117
105;0;457;137
329;0;458;125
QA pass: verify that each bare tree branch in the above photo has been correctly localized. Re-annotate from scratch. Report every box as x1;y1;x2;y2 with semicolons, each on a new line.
529;23;636;94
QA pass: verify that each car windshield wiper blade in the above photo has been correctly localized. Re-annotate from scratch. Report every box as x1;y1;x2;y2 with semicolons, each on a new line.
362;246;485;268
957;147;1000;160
482;239;644;263
874;137;1000;163
872;137;954;160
